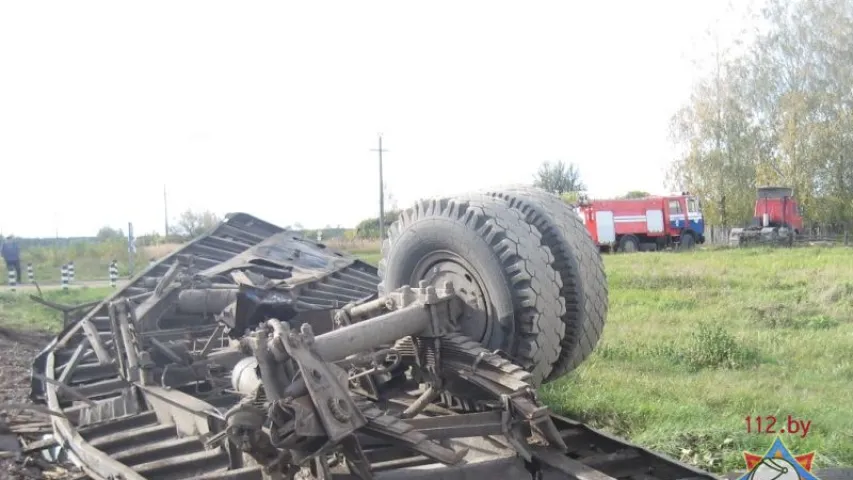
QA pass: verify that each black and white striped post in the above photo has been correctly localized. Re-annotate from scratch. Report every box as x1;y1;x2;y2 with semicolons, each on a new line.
68;261;75;283
61;264;69;291
27;263;34;284
109;260;118;288
7;268;16;292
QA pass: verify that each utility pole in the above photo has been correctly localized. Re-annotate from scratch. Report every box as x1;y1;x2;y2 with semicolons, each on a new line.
371;135;388;239
163;184;170;239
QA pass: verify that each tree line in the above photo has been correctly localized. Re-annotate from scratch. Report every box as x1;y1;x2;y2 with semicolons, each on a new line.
95;209;222;245
668;0;853;228
531;0;853;230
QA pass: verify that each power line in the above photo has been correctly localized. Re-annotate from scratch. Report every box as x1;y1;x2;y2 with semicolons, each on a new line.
370;135;389;239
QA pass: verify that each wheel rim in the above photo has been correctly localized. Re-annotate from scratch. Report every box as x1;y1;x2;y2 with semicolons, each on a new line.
409;251;491;343
623;240;637;252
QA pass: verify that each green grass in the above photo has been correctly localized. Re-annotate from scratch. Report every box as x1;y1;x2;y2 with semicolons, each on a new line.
0;241;159;284
538;246;853;473
0;287;114;332
344;242;383;267
357;252;382;266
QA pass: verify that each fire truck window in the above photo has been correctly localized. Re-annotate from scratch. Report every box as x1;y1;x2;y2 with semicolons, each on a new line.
688;198;698;213
668;200;682;214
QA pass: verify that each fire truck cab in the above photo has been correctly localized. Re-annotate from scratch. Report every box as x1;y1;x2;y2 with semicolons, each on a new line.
576;193;705;253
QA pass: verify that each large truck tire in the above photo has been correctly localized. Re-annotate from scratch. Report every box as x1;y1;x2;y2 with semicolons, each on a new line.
378;195;566;386
618;234;640;253
678;231;696;250
481;186;609;379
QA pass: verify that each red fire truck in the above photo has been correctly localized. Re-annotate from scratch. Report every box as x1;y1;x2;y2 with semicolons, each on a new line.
576;193;706;252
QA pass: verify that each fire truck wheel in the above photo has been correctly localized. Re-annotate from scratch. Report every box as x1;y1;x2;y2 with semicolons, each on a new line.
618;235;640;253
477;186;609;380
679;232;696;250
377;195;566;387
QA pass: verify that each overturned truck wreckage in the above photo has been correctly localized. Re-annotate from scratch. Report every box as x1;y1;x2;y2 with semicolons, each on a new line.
29;188;717;480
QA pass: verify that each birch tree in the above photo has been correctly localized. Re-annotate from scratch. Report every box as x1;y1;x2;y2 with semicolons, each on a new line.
669;0;853;227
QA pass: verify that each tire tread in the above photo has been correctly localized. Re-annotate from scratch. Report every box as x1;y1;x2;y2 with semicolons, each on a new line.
378;196;565;386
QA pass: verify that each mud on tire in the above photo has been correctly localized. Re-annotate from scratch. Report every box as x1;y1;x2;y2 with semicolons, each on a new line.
378;196;566;386
481;186;609;379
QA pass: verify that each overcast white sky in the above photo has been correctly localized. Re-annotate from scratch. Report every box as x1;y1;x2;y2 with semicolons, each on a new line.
0;1;760;238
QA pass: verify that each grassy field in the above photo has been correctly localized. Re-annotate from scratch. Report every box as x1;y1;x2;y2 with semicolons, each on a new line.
0;241;181;284
540;246;853;473
0;286;114;332
1;241;851;473
345;242;382;266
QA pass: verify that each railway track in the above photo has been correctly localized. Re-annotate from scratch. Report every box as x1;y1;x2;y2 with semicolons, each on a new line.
27;211;719;480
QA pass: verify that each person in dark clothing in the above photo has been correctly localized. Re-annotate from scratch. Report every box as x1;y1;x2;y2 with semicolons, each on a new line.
1;235;22;283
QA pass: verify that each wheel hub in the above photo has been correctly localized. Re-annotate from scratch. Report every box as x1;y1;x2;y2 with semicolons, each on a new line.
411;254;489;343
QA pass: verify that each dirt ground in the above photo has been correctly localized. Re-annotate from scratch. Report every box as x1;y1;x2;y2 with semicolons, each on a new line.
0;326;82;479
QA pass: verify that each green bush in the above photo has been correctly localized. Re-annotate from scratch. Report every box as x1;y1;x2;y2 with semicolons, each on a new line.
672;323;760;370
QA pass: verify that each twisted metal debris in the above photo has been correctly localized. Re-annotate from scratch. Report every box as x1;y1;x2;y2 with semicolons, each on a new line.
25;190;719;480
